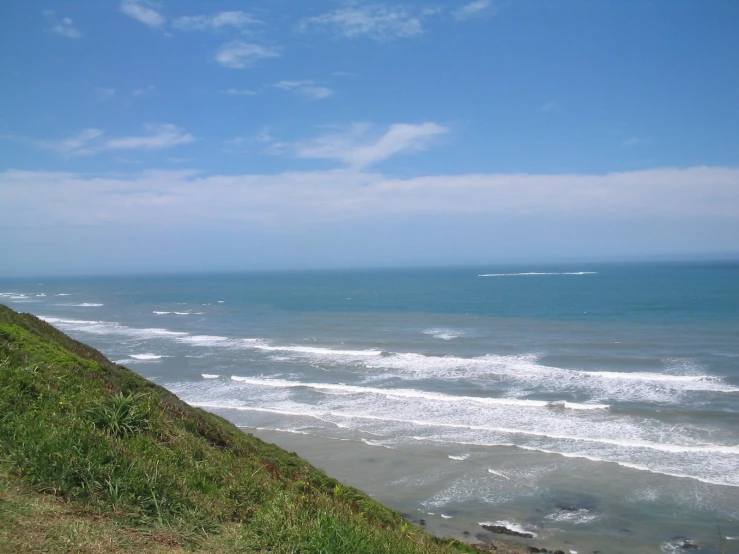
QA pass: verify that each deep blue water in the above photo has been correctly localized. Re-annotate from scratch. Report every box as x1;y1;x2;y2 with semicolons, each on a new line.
1;262;738;553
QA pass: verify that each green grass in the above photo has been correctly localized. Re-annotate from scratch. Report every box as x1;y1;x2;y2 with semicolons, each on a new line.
0;304;501;553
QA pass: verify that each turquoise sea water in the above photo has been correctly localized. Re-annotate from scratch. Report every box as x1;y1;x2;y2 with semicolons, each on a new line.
2;263;738;553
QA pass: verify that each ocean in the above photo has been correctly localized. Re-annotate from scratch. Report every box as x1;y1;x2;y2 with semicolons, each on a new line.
1;263;737;553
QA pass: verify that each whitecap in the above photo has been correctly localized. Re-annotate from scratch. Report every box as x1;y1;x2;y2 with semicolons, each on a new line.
38;316;187;339
479;272;596;277
487;469;510;480
130;353;163;361
478;520;536;537
423;328;463;340
361;438;395;449
227;376;609;411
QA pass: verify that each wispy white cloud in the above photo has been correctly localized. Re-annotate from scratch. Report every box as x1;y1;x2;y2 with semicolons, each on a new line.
301;86;334;100
35;124;193;156
623;137;651;147
94;87;116;102
36;129;104;156
44;11;83;39
453;0;497;21
120;0;165;28
132;85;155;97
103;124;194;151
276;122;449;168
540;101;560;112
302;5;424;41
224;88;260;96
112;156;143;165
215;41;280;69
224;127;275;154
173;11;262;31
274;80;333;100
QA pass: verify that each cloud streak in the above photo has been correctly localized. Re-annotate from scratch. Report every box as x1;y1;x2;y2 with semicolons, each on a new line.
120;0;165;28
35;124;194;156
215;42;280;68
173;11;262;31
274;80;333;100
103;124;194;151
453;0;497;21
275;122;449;169
44;11;83;39
302;5;424;41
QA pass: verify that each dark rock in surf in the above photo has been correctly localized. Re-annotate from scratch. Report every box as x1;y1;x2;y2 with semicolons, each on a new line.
481;524;534;538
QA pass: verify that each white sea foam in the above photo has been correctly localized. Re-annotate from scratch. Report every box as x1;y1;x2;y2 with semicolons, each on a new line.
661;540;698;553
478;520;537;537
423;328;463;340
130;353;164;360
153;311;172;315
177;335;233;346
202;374;220;379
544;508;601;524
363;351;739;399
0;292;33;301
38;316;187;339
448;454;469;461
441;514;453;519
479;272;597;277
583;371;706;382
627;487;659;502
228;376;609;410
487;469;510;480
185;398;715;456
68;303;103;307
249;343;383;357
514;445;739;487
179;387;739;488
361;438;395;449
37;313;734;401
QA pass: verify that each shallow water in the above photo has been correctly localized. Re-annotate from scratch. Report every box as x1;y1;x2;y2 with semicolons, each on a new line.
2;263;738;553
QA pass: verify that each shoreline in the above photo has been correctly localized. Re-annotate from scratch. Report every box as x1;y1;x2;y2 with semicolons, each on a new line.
245;426;537;554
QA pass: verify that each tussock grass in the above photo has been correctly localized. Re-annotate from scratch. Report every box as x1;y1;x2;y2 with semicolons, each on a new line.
0;304;492;553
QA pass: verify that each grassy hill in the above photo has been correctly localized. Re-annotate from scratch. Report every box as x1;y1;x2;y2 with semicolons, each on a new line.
0;304;525;553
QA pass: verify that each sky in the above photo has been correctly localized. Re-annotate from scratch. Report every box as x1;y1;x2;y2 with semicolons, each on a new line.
1;0;738;277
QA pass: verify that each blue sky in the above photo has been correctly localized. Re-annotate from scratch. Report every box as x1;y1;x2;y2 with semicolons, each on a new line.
1;0;738;276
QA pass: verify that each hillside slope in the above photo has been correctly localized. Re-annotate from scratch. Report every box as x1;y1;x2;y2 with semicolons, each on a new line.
0;304;523;553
